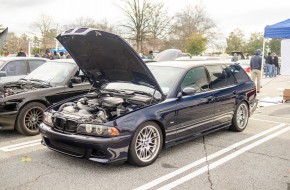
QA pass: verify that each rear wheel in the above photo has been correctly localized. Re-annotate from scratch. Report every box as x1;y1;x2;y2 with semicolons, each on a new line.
230;102;249;132
16;102;46;136
128;122;163;167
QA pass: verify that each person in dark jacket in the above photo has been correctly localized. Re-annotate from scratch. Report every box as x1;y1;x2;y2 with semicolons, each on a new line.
265;52;272;77
17;48;26;57
250;49;262;93
272;53;279;77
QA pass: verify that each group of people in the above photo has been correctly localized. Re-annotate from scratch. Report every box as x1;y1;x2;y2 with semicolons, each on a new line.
41;50;71;60
250;49;280;93
265;52;280;78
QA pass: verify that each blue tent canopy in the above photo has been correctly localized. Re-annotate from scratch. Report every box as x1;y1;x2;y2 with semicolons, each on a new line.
264;18;290;38
50;48;67;53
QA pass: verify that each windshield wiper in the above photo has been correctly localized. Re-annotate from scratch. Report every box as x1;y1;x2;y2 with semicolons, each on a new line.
28;79;52;87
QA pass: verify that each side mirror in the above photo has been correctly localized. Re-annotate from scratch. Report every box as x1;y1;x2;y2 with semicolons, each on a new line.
67;81;73;88
182;87;196;95
71;76;82;84
0;71;7;77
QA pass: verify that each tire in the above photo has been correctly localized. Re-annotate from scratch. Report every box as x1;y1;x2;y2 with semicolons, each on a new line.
16;102;46;136
128;122;163;167
230;101;249;132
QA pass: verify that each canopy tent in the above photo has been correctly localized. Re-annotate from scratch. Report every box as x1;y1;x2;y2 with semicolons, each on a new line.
263;18;290;75
264;18;290;38
50;48;67;53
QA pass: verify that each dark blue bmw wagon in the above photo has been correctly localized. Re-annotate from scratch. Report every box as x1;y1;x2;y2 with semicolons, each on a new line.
40;28;258;166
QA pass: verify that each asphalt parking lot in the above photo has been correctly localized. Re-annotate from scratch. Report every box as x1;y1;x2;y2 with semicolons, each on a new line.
0;76;290;190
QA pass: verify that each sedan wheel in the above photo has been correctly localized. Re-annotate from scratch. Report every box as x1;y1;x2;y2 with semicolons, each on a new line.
230;102;249;132
129;122;163;166
16;102;46;136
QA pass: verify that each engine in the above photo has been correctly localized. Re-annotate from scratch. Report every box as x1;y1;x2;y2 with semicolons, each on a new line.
55;91;151;123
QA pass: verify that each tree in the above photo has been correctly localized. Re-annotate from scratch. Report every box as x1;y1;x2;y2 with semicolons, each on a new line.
119;0;153;52
244;32;263;55
184;33;208;55
63;17;115;33
170;3;216;50
225;28;246;53
31;14;56;50
268;39;281;56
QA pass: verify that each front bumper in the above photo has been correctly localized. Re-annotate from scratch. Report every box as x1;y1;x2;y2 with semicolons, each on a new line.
39;123;131;164
0;111;18;130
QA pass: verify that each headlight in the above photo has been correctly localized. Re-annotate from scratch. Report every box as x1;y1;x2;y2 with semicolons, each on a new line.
77;124;119;137
43;112;53;126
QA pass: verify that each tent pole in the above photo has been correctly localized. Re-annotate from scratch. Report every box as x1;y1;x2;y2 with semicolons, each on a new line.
261;37;266;78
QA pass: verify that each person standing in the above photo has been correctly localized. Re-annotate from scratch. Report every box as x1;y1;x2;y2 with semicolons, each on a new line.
231;53;238;62
265;52;272;77
250;49;262;93
272;53;279;77
52;51;60;59
147;50;154;60
17;48;26;57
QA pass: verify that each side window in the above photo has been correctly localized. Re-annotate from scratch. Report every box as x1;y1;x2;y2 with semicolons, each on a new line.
29;60;45;72
206;64;234;89
2;61;28;76
181;66;209;93
227;64;250;84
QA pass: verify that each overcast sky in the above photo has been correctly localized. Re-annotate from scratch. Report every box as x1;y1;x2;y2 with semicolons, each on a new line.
1;0;290;39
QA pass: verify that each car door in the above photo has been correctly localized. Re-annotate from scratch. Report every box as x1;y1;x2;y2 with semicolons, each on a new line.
174;66;216;140
206;64;238;128
0;60;28;83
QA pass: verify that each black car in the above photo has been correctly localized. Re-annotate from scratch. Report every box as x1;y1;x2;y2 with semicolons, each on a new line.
40;28;258;166
0;59;91;135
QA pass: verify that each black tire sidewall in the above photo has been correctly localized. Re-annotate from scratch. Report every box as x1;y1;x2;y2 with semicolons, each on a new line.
16;102;46;136
128;121;163;167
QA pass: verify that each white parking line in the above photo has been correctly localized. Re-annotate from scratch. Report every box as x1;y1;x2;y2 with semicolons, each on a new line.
0;139;41;152
134;123;286;190
157;126;290;190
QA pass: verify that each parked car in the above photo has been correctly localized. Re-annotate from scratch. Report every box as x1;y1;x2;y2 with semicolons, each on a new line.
40;28;258;166
154;49;191;62
0;59;91;135
0;57;48;84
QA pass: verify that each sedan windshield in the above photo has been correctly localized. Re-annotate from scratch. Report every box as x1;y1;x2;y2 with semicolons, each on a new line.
104;66;183;96
147;65;184;94
25;61;76;85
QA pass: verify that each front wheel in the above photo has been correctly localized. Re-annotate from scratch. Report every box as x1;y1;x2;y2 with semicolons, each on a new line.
128;122;163;167
230;102;249;132
16;102;46;136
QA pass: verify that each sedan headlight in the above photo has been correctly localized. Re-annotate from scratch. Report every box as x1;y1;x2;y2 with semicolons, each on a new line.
77;124;119;137
43;112;53;127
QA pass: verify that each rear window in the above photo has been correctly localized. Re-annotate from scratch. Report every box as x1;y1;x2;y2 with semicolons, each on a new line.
227;64;250;83
206;65;235;89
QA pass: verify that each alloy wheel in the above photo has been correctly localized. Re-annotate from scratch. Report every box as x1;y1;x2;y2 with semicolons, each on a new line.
236;104;248;129
135;125;161;163
24;107;43;131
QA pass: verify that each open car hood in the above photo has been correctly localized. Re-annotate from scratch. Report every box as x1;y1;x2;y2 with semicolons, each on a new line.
57;28;163;96
0;28;8;51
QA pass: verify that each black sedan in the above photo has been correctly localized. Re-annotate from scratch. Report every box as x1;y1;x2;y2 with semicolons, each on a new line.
40;28;258;166
0;59;91;135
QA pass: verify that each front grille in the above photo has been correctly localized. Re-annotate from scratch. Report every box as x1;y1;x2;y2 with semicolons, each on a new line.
53;117;77;133
48;139;85;157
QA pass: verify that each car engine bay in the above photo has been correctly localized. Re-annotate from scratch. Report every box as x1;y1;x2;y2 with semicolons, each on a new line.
51;90;158;125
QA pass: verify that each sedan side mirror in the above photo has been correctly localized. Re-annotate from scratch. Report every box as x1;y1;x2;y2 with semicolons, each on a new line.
182;87;196;95
67;81;73;88
71;76;82;84
0;71;7;77
177;87;197;99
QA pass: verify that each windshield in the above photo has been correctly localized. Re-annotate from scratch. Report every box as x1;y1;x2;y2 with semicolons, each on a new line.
25;61;76;85
0;60;5;68
148;65;184;94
